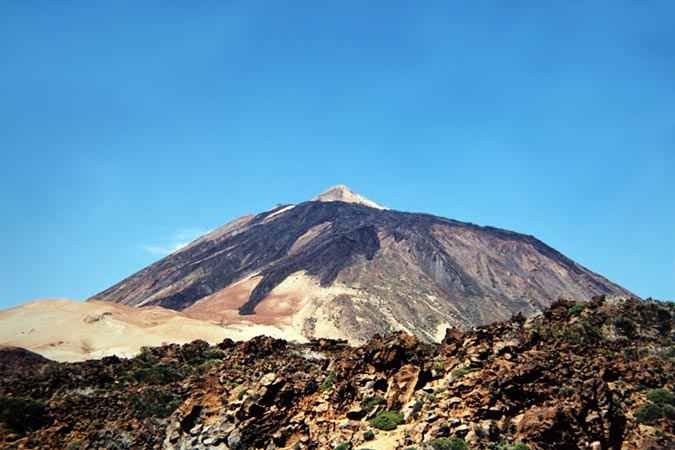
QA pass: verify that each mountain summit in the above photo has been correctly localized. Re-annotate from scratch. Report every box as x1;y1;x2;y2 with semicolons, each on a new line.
91;187;631;343
312;185;387;210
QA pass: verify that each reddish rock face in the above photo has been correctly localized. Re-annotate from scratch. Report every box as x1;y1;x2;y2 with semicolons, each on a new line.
2;296;674;449
90;188;631;344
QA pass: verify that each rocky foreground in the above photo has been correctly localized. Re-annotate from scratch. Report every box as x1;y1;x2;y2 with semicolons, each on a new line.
2;296;675;449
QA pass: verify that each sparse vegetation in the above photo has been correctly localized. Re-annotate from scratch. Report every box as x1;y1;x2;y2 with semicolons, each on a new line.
635;388;675;424
180;339;210;365
322;371;335;391
486;442;530;450
332;343;351;350
363;430;375;440
428;437;468;450
128;388;180;419
566;304;585;317
334;442;351;450
0;395;46;433
635;402;663;424
558;386;576;397
611;396;622;408
369;410;404;430
132;364;185;385
237;388;249;400
451;365;480;379
206;349;227;360
581;321;602;340
611;316;637;338
565;321;603;345
509;444;531;450
361;395;386;412
66;440;82;450
646;388;675;406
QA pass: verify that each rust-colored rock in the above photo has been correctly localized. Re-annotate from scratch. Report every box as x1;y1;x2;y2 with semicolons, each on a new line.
2;297;675;449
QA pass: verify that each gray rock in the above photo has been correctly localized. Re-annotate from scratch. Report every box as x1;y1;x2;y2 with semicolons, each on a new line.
227;429;244;450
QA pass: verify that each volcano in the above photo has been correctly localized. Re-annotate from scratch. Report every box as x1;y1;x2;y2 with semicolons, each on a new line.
91;186;631;343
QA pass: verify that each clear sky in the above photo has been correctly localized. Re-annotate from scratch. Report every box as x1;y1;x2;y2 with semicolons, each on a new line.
1;1;674;310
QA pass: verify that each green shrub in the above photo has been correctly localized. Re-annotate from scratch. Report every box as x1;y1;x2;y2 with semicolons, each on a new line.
566;304;585;317
135;347;159;368
611;396;622;408
566;321;602;345
612;316;637;338
237;389;249;400
180;339;210;365
428;438;468;450
361;395;386;412
662;404;675;419
0;395;46;433
322;371;335;391
132;364;184;384
623;346;650;361
558;386;576;397
369;410;404;430
635;403;662;424
66;440;82;450
332;343;351;350
129;388;180;418
581;321;602;340
509;444;531;450
646;388;675;406
196;359;222;374
565;331;582;345
334;443;350;450
426;393;438;402
451;365;480;379
206;349;227;360
364;430;375;440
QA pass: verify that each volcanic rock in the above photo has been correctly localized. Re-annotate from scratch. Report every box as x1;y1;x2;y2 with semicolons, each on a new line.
90;186;632;345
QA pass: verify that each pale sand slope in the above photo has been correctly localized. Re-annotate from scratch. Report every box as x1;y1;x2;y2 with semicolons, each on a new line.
0;299;306;362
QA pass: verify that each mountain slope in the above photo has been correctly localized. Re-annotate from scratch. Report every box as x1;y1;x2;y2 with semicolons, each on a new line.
91;186;631;343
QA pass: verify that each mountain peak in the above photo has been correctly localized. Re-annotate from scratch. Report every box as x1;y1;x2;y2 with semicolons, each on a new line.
311;185;387;210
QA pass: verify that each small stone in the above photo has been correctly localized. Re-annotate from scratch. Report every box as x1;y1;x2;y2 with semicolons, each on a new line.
447;397;463;406
169;430;180;443
227;429;244;450
487;405;505;419
315;402;329;413
455;424;471;437
259;372;277;386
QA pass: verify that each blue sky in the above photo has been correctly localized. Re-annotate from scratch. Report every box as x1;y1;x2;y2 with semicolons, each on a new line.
1;1;674;309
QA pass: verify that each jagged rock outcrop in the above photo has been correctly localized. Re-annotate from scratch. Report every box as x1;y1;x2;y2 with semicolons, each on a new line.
91;186;631;344
2;296;674;449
